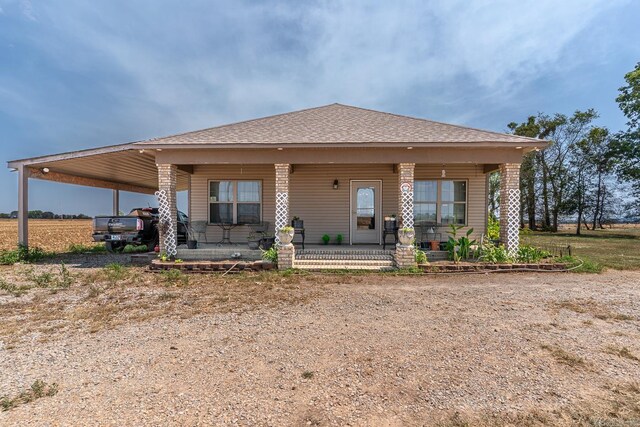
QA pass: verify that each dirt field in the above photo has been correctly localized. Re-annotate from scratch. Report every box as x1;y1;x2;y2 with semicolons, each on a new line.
0;219;94;252
1;258;639;426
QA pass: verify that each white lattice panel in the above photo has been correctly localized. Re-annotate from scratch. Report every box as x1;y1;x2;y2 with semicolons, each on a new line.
275;192;289;245
401;190;414;229
155;190;177;257
506;188;520;255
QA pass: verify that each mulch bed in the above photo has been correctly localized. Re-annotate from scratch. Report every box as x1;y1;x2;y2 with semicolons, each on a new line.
418;262;570;273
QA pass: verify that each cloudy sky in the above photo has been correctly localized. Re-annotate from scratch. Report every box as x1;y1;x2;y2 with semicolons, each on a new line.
1;0;638;216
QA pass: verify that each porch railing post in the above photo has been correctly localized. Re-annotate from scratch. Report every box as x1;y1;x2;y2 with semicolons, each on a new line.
275;163;294;269
499;163;521;255
156;163;178;255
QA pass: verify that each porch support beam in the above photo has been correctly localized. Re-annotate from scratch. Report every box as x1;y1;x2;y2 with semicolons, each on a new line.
112;190;120;216
157;164;178;255
18;164;29;247
275;163;294;269
499;163;521;255
27;167;157;194
483;164;500;174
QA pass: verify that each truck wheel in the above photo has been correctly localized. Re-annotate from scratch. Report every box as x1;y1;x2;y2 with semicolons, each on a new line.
105;242;125;253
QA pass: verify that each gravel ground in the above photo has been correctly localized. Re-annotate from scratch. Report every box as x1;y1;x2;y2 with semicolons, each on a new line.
1;267;640;426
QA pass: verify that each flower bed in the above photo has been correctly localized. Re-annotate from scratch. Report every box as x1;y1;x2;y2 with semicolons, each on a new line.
418;261;570;273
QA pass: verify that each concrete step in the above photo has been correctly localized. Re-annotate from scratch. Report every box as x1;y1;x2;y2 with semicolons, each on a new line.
296;249;395;261
295;259;394;271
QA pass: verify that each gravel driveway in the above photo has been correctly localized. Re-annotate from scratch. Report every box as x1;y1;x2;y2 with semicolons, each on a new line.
1;267;639;426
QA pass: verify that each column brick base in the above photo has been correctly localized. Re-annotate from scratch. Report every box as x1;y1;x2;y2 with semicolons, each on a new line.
394;244;416;269
277;244;295;270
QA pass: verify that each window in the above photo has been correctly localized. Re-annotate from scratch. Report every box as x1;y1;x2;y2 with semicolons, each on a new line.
209;180;261;224
413;180;466;225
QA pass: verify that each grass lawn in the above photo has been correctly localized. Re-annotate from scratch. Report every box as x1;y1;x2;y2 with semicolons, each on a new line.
522;226;640;270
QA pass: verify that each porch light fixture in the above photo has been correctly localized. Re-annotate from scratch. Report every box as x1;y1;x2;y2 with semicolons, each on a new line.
277;147;283;151
407;146;413;150
42;167;50;174
515;146;522;149
441;169;446;178
138;149;145;153
333;179;339;190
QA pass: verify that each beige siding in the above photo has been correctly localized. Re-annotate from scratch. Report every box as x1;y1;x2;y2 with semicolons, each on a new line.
190;163;487;244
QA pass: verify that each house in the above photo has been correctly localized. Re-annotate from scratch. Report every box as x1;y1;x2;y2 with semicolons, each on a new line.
7;104;547;268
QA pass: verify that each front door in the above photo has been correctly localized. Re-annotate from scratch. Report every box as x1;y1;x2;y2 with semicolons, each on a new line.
350;181;381;244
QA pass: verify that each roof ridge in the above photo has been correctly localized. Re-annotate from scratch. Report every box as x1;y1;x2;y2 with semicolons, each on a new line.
333;103;544;143
134;103;341;145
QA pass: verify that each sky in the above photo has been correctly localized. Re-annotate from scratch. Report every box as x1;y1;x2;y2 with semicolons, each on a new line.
0;0;639;216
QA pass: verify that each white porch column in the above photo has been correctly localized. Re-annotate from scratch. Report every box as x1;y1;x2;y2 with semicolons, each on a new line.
157;164;178;255
499;163;521;255
17;164;29;248
112;189;120;216
398;163;415;228
395;163;416;269
275;163;294;269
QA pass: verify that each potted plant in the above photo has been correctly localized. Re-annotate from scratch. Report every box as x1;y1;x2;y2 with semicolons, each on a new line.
398;227;415;246
322;234;331;245
277;226;295;245
430;240;440;251
291;216;304;229
260;233;275;250
247;232;261;250
186;226;198;249
336;234;343;245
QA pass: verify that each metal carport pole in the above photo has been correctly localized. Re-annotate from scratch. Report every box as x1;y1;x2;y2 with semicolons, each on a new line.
112;189;120;216
17;163;29;247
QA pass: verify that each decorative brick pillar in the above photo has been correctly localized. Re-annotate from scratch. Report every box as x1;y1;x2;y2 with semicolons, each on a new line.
398;163;415;228
394;245;416;269
395;163;416;268
157;164;178;254
499;163;521;255
277;244;295;270
275;164;294;269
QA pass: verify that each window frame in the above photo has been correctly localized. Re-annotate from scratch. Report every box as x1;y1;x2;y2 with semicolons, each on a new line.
208;179;262;225
413;179;468;226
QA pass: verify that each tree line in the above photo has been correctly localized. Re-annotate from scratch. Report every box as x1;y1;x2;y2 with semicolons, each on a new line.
0;211;91;219
489;62;640;235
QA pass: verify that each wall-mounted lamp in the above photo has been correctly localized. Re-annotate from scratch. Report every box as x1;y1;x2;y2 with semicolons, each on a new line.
441;169;446;178
42;167;50;174
333;179;339;190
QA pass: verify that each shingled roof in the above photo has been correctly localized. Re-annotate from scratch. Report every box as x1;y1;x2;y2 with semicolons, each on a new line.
136;103;543;147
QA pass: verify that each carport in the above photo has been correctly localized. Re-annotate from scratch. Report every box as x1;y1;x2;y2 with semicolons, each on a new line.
7;143;192;247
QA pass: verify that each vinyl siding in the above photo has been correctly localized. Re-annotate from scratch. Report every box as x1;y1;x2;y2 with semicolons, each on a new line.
190;163;487;244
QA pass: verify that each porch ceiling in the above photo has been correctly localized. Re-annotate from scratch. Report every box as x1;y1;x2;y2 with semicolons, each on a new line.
9;147;190;193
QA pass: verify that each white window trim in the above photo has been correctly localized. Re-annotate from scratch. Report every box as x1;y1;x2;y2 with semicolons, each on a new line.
414;179;468;226
208;179;263;225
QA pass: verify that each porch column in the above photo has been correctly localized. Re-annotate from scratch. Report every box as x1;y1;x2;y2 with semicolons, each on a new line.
499;163;521;255
156;164;178;255
395;163;416;269
17;164;29;247
275;163;294;269
112;190;120;216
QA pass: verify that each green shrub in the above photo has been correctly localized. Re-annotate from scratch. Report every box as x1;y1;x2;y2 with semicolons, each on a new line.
261;246;278;263
0;245;49;265
516;245;551;263
68;243;107;254
322;234;331;244
487;214;500;241
479;241;512;263
336;234;343;244
415;249;428;264
123;244;148;254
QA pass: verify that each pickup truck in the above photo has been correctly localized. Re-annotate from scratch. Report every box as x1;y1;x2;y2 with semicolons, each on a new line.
92;208;189;252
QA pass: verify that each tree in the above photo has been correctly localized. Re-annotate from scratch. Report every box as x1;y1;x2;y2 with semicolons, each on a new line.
613;62;640;215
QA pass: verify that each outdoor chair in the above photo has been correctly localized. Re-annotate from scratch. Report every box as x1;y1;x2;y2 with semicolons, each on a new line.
248;221;270;236
382;220;398;250
191;220;209;244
